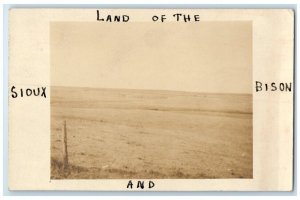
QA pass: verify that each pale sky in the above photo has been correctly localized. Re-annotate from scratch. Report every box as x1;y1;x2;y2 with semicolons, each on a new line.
51;22;252;94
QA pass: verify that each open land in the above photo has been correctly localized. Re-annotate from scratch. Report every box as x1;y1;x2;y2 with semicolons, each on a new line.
51;86;252;179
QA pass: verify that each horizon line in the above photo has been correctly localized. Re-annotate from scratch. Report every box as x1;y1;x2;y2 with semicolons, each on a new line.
50;85;253;96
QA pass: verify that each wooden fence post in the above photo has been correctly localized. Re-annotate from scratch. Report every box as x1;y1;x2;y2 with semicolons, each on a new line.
63;120;69;171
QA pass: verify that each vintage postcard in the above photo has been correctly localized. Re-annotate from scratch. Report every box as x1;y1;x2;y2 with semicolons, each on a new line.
8;9;294;191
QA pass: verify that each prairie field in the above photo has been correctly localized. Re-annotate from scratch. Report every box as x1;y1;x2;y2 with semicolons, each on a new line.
51;86;252;179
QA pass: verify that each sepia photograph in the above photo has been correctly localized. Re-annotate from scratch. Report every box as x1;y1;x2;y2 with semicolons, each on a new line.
50;21;253;179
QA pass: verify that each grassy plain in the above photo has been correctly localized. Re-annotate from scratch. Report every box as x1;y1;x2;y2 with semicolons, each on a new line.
51;86;252;179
